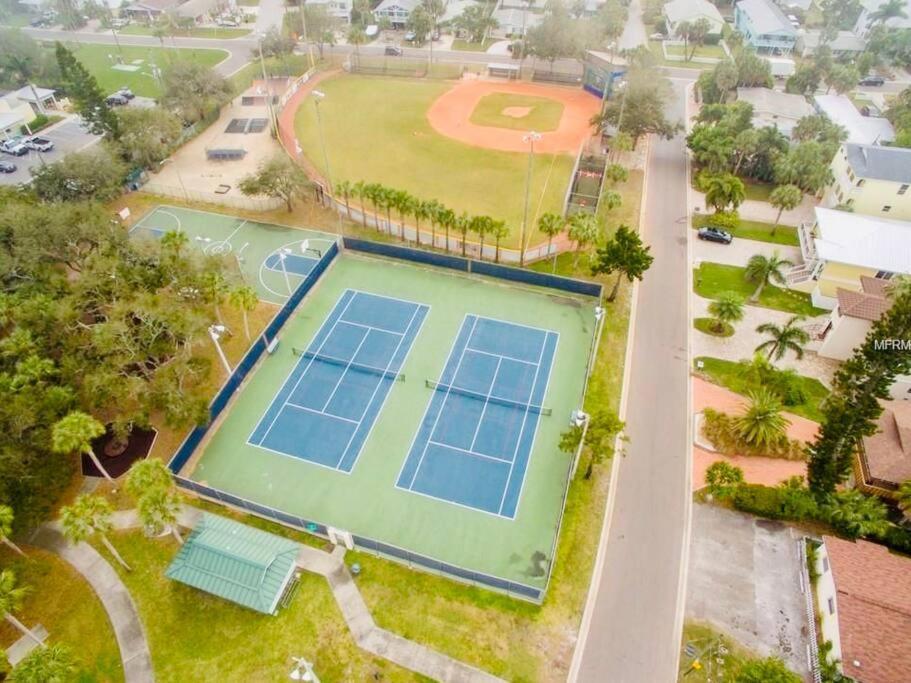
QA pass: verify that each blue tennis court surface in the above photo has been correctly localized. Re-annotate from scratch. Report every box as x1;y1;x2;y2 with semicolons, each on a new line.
264;252;319;277
249;289;429;473
396;316;558;518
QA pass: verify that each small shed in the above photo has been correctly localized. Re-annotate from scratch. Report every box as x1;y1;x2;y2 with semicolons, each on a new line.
165;513;299;614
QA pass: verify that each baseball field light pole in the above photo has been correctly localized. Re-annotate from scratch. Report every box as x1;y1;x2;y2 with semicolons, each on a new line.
311;90;344;238
278;248;293;294
159;157;189;204
520;131;542;267
208;324;232;375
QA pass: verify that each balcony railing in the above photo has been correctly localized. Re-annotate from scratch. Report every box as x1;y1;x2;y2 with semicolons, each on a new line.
797;222;818;260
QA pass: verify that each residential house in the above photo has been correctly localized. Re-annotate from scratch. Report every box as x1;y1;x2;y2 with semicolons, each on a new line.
123;0;180;20
814;94;894;146
0;89;41;140
796;29;865;58
857;397;911;493
663;0;725;37
490;6;543;37
733;0;797;54
171;0;219;22
788;207;910;309
440;0;475;24
305;0;352;23
735;87;813;138
811;277;911;400
813;536;911;683
374;0;419;27
854;0;911;39
823;143;911;220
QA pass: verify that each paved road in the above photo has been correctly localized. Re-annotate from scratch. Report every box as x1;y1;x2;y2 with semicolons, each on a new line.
0;117;100;186
255;0;286;34
618;0;648;51
572;78;692;682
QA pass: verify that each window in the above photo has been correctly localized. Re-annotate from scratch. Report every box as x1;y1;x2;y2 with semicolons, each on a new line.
900;184;909;195
823;557;829;572
875;270;895;280
847;169;855;182
857;179;865;187
828;597;835;614
883;205;892;212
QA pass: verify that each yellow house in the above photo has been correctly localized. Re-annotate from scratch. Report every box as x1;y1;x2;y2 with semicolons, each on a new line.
823;143;911;220
0;91;35;140
789;207;910;310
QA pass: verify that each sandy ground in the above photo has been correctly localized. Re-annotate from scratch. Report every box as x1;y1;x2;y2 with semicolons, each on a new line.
425;79;600;153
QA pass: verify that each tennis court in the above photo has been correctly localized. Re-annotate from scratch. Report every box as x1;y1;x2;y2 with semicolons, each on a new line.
397;316;558;518
129;205;335;304
249;290;429;473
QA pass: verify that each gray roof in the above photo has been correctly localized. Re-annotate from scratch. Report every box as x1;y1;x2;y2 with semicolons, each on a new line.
799;29;865;53
736;87;813;119
664;0;724;27
736;0;796;35
844;143;911;184
375;0;419;12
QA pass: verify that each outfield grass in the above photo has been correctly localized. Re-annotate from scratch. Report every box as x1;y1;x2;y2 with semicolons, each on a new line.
48;43;228;98
469;92;564;132
694;262;825;316
294;75;575;246
693;213;799;246
695;356;829;422
0;546;124;682
119;25;251;39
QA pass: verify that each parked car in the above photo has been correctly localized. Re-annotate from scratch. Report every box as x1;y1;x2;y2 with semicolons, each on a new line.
0;138;28;156
25;136;54;152
404;31;416;42
697;226;733;244
650;32;665;40
384;45;403;56
859;75;885;86
111;18;129;28
217;17;239;27
0;161;17;173
105;93;129;106
117;87;135;100
29;17;49;27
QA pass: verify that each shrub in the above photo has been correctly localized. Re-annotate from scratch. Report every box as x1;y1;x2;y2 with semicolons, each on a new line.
706;210;740;230
702;408;805;460
732;482;819;520
824;490;890;539
705;460;744;498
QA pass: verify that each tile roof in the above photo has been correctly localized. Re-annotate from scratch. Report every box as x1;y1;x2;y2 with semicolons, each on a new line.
836;288;890;322
862;400;911;486
165;513;299;614
823;535;911;683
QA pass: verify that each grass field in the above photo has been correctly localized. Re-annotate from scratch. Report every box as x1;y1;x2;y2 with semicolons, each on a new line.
469;92;564;132
451;39;496;52
294;75;575;247
665;42;726;60
119;25;252;39
693;213;799;246
694;317;734;337
648;40;717;70
693;262;826;316
0;546;124;682
48;43;228;98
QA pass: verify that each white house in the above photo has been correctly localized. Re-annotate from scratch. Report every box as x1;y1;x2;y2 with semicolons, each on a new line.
663;0;725;37
796;29;865;57
814;94;894;146
735;87;813;138
854;0;911;38
306;0;352;23
374;0;419;27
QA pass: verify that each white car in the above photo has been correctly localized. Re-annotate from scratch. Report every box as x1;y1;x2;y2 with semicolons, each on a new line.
0;138;28;156
25;136;54;152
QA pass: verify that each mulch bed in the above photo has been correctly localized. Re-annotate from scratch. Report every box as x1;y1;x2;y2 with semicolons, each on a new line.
81;426;157;479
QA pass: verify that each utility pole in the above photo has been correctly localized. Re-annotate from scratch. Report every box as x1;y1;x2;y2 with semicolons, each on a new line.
520;130;542;266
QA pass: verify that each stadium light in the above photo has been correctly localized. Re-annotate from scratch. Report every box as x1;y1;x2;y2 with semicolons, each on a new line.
520;131;543;267
208;324;232;375
310;91;344;238
278;248;293;295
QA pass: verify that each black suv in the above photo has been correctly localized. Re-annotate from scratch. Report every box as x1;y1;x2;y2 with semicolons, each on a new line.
697;226;733;244
859;75;886;86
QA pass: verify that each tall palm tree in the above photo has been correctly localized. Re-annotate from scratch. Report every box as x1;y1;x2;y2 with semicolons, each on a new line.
363;183;383;231
769;184;802;233
352;180;369;230
0;570;44;647
744;252;793;302
707;291;745;334
490;219;509;263
394;190;416;242
51;411;111;482
601;190;622;215
426;199;443;248
755;315;810;361
378;187;395;236
10;643;76;682
568;212;599;269
455;212;471;257
138;487;183;544
701;172;746;213
413;200;432;246
229;285;258;341
735;388;790;450
335;180;353;220
125;459;173;500
869;0;908;26
61;495;131;571
200;269;229;324
438;207;455;253
538;212;564;274
470;216;491;260
347;25;367;64
160;230;189;260
0;505;25;557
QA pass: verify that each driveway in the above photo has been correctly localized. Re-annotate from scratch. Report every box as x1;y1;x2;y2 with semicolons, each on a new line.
686;503;812;678
0;118;100;186
618;0;648;50
255;0;286;34
693;234;802;268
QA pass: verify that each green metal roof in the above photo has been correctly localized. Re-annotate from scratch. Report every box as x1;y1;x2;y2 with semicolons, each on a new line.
165;513;299;614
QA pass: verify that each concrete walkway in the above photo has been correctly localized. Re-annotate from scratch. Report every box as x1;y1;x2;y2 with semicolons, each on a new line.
30;526;154;683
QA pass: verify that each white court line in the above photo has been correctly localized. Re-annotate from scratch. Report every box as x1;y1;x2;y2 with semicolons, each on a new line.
469;357;502;452
209;219;246;253
319;328;370;412
427;440;514;465
463;346;537;366
285;402;359;425
336;319;406;337
237;242;250;255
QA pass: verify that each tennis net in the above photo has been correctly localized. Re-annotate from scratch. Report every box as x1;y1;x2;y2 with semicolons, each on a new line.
425;379;551;416
292;347;405;382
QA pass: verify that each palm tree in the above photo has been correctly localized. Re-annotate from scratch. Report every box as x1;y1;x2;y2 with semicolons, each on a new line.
438;207;455;253
347;25;367;64
160;229;189;259
707;291;744;334
61;495;131;571
9;643;76;682
335;180;353;220
0;570;43;647
51;411;111;483
378;186;395;236
138;487;183;544
413;200;431;246
701;172;746;213
425;199;443;248
568;212;599;268
769;184;802;234
229;285;258;341
744;252;793;302
490;220;509;263
470;215;491;260
125;459;173;500
0;505;25;557
601;189;622;215
538;212;564;274
394;190;416;242
364;183;384;231
735;388;790;450
352;180;369;230
455;212;471;257
824;490;889;538
755;316;810;361
868;0;908;26
897;480;911;519
200;269;229;324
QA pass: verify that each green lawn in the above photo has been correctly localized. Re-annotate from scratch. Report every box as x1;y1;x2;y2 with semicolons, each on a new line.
294;75;575;246
694;356;829;422
647;40;716;70
119;25;251;39
693;213;799;246
743;180;774;202
665;42;726;60
693;262;825;316
680;621;757;682
694;317;734;337
48;43;228;98
0;546;124;682
451;39;496;52
469;92;564;132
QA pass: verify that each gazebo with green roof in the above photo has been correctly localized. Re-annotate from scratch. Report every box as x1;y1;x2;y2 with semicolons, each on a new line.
165;513;300;614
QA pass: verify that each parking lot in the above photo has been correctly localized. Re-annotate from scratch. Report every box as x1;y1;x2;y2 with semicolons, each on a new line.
0;117;101;186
